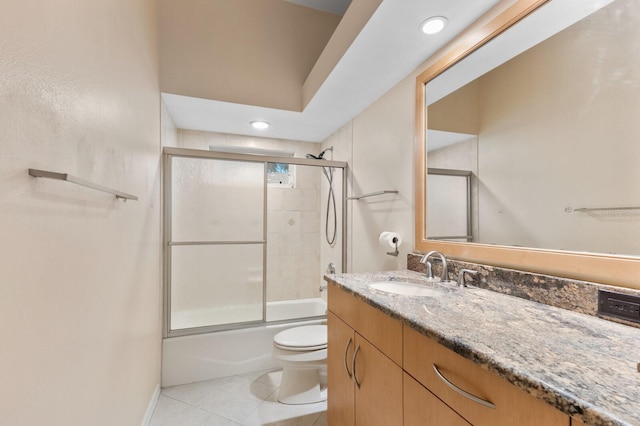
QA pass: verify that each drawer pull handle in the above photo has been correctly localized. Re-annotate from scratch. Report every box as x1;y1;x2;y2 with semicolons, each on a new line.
352;345;361;388
432;364;496;410
343;338;353;378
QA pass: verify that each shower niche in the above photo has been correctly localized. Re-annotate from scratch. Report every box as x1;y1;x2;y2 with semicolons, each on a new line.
163;147;346;337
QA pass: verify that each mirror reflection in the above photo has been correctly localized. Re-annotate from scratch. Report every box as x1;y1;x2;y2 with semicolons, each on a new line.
425;0;640;256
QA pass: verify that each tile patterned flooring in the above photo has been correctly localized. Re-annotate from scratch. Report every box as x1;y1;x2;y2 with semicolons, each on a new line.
149;369;327;426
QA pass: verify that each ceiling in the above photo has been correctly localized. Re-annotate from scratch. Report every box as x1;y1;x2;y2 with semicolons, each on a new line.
163;0;500;143
284;0;352;16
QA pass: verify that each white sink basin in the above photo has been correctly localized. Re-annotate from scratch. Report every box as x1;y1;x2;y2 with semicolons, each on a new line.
368;281;441;297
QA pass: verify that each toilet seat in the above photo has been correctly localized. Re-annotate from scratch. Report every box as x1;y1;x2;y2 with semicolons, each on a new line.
273;325;327;351
273;347;327;363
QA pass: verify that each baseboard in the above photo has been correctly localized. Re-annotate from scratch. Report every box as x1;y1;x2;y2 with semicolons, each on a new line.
141;384;161;426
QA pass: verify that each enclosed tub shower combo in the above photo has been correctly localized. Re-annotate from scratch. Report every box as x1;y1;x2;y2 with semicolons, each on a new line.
162;147;346;403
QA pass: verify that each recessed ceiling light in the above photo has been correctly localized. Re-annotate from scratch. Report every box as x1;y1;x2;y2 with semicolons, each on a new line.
250;121;270;130
421;16;448;35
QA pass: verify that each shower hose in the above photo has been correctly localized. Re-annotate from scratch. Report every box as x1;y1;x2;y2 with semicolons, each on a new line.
306;149;337;247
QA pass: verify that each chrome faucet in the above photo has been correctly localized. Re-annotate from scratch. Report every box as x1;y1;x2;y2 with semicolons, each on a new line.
419;251;448;282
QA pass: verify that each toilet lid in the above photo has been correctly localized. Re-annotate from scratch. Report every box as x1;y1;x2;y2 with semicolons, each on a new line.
274;325;327;350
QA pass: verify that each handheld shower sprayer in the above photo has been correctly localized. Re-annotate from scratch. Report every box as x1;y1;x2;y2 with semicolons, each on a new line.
305;147;336;247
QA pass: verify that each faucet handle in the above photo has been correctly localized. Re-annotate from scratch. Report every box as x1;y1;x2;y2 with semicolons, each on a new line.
457;269;478;287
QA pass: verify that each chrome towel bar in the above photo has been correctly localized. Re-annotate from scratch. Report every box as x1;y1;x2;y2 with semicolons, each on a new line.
28;168;138;201
565;206;640;213
347;190;398;200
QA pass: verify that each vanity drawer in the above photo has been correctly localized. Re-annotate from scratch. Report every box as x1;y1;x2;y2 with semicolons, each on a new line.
404;372;471;426
403;325;568;426
328;282;402;365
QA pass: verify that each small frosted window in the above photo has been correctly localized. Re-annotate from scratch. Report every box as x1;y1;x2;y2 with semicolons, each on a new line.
267;163;295;188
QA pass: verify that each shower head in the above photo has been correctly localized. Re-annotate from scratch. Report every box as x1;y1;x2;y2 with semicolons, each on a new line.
306;146;333;160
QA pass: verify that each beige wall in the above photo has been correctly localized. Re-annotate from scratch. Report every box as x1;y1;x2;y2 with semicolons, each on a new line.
159;0;340;111
0;1;161;425
428;80;480;135
323;76;415;273
475;3;640;255
162;101;178;148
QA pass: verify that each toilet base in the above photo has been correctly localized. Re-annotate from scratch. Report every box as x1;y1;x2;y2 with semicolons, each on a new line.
277;367;327;405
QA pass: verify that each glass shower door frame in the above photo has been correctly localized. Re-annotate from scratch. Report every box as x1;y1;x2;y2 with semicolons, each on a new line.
426;167;473;242
163;147;347;338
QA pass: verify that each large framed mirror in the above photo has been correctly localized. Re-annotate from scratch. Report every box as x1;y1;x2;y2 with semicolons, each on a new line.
415;0;640;288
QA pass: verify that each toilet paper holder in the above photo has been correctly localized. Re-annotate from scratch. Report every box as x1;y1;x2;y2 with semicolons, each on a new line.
387;238;399;257
379;231;401;257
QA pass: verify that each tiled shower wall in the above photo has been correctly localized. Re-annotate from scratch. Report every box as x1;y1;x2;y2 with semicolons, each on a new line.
267;166;321;301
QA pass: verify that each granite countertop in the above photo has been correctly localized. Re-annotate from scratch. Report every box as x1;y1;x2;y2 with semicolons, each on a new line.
325;270;640;426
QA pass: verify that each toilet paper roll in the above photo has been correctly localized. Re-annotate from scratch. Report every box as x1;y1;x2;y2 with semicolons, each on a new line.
379;231;402;249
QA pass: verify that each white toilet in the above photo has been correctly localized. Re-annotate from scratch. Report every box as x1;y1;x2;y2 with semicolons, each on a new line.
272;324;328;405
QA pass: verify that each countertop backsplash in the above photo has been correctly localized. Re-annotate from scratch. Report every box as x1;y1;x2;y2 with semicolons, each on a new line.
407;253;640;329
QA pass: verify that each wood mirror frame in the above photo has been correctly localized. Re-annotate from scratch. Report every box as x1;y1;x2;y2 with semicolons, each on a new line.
414;0;640;289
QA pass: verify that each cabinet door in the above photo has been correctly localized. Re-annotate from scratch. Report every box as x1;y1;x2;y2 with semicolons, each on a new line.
328;312;355;426
404;373;471;426
328;282;402;364
354;334;403;426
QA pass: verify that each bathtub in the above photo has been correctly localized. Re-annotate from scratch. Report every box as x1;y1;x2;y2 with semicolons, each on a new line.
162;298;327;387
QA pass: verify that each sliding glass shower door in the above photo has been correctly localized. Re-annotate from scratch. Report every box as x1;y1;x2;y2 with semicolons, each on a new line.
167;155;266;332
164;148;347;337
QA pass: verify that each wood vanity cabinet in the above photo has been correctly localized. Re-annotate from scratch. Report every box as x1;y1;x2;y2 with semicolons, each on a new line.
327;283;403;426
328;282;571;426
404;325;569;426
